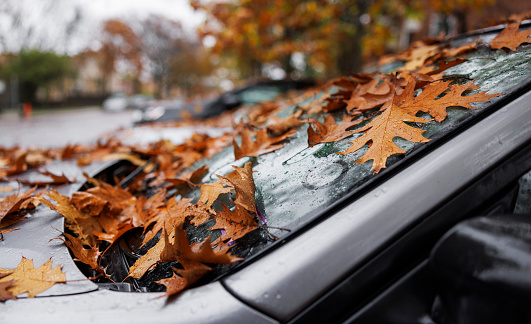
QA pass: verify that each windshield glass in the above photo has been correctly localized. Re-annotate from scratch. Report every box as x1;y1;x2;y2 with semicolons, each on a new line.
188;39;531;235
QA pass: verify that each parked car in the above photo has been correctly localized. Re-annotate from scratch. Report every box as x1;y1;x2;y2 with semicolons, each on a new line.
102;92;129;112
2;21;531;324
127;94;155;110
132;79;315;124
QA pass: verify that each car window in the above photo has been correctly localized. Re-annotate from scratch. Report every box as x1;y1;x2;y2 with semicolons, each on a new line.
239;86;283;105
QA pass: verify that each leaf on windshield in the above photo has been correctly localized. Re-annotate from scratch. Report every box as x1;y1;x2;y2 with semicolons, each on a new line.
217;162;256;213
58;232;103;274
0;280;15;301
307;114;361;147
340;79;501;173
266;110;304;134
156;223;241;297
210;204;257;242
43;190;102;247
18;170;75;187
490;20;531;51
233;128;295;160
0;257;65;298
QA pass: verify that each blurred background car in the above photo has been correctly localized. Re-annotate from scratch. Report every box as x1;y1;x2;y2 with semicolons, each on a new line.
127;94;154;110
102;92;129;112
132;79;314;124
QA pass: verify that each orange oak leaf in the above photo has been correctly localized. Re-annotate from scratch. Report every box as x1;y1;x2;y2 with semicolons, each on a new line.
199;181;232;209
129;227;169;279
18;170;75;186
233;128;295;160
0;280;16;301
307;114;360;147
71;191;107;217
0;257;65;298
142;197;193;245
340;79;501;173
339;100;430;174
156;263;211;298
217;162;256;213
490;21;531;51
0;187;37;224
395;79;501;123
59;232;103;274
42;190;102;247
210;204;258;242
161;224;242;265
266;110;304;134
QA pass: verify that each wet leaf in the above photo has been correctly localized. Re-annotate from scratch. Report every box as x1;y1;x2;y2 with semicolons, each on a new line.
0;257;65;298
233;128;295;160
0;280;16;301
490;21;531;51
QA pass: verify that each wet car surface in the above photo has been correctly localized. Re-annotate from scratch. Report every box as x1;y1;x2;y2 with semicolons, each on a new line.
2;21;531;324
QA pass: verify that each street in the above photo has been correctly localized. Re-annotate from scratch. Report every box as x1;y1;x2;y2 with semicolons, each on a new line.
0;107;133;148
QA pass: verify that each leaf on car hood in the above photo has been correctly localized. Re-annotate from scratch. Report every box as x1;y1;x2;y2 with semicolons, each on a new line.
0;257;65;298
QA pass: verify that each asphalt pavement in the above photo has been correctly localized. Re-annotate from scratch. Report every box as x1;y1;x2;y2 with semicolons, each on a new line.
0;106;133;148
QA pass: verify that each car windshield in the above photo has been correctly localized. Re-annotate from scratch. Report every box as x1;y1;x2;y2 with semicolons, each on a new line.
184;37;531;238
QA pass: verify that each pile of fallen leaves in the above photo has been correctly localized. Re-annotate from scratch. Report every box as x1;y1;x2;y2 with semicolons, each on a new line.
1;14;530;300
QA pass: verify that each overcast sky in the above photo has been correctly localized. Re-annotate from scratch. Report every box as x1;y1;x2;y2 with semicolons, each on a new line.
0;0;205;54
76;0;204;30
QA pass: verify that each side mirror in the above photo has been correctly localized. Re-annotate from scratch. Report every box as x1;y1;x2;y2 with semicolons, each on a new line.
430;215;531;324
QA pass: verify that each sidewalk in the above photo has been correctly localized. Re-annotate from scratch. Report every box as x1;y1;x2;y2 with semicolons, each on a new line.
0;106;133;148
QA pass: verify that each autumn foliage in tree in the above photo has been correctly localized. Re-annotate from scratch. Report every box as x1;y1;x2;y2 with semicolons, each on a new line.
191;0;496;78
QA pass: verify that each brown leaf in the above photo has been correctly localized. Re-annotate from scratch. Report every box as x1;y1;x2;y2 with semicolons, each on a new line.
397;80;501;123
339;101;430;174
43;190;102;247
0;187;37;224
266;110;304;134
142;197;192;245
156;263;211;298
210;204;258;242
198;181;232;208
307;114;360;147
490;21;531;51
233;128;295;160
165;165;209;188
18;170;74;186
340;79;501;173
399;43;440;72
59;232;103;274
0;257;65;298
217;162;256;213
0;280;16;301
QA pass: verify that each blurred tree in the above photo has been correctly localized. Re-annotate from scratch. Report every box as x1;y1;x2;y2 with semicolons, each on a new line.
0;49;73;103
191;0;494;78
99;19;143;93
141;14;213;98
0;0;84;54
141;15;186;98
